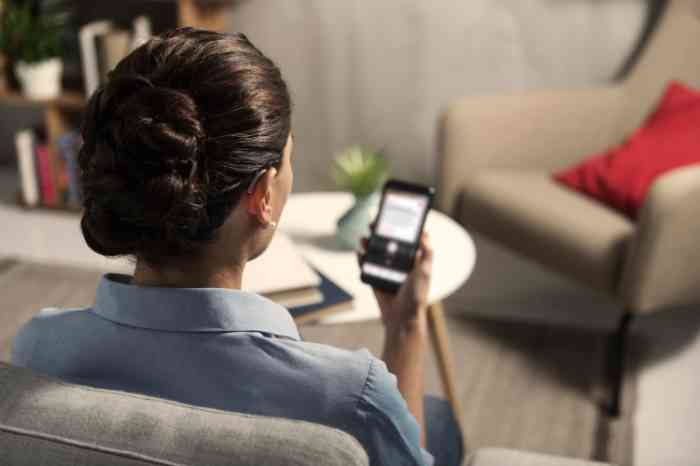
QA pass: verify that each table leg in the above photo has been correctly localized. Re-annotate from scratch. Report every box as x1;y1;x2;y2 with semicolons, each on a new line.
427;301;464;431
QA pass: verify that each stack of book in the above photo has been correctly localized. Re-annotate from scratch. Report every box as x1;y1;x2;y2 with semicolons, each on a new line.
244;233;354;323
15;127;82;209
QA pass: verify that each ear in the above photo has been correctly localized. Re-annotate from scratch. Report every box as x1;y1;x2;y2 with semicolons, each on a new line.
246;167;278;225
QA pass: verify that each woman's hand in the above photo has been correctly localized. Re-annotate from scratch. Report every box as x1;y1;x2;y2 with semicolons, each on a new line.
358;228;433;446
357;231;434;331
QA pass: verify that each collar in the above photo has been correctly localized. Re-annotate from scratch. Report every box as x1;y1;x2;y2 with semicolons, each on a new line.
91;273;301;340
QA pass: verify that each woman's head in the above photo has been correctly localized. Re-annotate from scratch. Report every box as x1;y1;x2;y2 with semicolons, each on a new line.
78;27;293;271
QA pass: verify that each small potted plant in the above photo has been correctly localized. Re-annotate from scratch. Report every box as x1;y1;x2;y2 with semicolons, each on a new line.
332;145;389;250
0;0;68;99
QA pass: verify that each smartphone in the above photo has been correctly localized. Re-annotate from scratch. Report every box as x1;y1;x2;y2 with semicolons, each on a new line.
360;179;434;293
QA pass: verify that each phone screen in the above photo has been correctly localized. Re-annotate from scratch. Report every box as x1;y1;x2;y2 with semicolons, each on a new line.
375;190;430;243
361;188;431;285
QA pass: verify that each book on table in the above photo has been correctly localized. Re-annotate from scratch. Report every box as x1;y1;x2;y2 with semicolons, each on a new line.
242;233;354;321
290;266;354;324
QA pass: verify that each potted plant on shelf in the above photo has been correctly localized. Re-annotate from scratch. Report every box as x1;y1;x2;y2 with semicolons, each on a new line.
0;0;68;99
332;145;389;250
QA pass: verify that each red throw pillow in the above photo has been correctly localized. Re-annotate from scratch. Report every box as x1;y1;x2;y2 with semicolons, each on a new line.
554;81;700;219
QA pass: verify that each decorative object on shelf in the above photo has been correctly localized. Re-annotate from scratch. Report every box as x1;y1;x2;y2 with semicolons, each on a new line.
0;0;69;99
332;145;389;250
79;16;152;98
14;57;63;99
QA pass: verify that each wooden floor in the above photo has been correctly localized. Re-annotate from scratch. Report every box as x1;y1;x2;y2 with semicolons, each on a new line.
0;258;636;465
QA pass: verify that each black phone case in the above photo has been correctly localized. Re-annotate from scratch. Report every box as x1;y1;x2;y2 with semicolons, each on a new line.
360;179;434;294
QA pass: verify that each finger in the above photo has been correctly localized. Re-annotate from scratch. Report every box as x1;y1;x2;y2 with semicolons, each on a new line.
414;235;433;277
420;234;433;262
355;242;366;269
355;248;366;267
418;232;433;257
355;238;369;270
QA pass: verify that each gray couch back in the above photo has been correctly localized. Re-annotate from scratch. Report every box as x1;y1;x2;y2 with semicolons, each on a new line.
0;363;368;466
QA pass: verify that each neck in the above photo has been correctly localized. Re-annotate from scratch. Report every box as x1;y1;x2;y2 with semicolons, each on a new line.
132;259;246;289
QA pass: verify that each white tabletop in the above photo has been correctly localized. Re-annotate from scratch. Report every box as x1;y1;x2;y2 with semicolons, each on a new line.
279;192;476;324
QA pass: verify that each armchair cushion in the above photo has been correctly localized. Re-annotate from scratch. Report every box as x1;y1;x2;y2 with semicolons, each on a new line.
554;81;700;219
0;362;368;466
459;173;634;293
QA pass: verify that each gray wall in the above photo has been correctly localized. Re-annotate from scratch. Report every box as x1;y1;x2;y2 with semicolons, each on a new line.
0;0;647;192
229;0;646;192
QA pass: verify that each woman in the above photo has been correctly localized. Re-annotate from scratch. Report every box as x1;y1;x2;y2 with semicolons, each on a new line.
11;27;462;466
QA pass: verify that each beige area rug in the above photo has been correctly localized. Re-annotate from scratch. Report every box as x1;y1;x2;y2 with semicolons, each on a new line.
0;258;638;465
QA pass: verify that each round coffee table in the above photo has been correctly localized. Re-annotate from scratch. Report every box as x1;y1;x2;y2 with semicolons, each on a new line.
280;192;476;422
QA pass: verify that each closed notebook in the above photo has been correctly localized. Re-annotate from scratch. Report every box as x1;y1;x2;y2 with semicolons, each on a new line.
289;267;354;324
242;233;321;306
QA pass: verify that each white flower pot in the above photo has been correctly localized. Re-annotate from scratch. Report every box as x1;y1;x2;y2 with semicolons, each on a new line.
14;58;63;99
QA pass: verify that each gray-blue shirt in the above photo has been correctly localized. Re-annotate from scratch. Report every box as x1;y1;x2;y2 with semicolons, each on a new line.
11;272;433;466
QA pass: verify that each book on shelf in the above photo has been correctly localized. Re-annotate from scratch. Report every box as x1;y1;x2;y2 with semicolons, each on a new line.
35;143;59;207
14;127;83;210
15;129;40;208
56;130;84;209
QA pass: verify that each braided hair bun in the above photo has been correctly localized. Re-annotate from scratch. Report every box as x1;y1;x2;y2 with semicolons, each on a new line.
78;28;291;267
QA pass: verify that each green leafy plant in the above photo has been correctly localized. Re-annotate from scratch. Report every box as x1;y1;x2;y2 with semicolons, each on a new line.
332;145;389;199
0;0;69;64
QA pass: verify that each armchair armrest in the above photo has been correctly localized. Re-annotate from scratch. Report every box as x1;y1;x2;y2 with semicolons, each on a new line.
465;448;613;466
436;85;627;212
620;164;700;313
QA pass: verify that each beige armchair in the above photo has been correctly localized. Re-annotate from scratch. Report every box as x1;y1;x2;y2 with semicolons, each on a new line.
436;0;700;417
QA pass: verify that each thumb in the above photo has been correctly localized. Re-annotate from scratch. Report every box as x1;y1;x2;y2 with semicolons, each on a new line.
413;233;433;275
355;237;368;269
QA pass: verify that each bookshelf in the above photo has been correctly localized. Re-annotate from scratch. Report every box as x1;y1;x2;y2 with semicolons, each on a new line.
4;0;234;213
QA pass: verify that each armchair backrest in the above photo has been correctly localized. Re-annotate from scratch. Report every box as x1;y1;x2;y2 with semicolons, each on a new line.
0;363;369;466
621;0;700;133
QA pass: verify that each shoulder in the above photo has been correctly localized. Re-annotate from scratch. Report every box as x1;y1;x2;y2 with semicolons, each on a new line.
20;306;88;331
289;339;374;376
11;307;90;367
268;338;375;396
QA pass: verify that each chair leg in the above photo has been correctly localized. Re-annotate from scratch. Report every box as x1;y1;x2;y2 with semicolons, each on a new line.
606;312;634;417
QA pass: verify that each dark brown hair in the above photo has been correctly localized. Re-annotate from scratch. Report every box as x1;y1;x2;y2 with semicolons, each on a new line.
78;27;291;268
